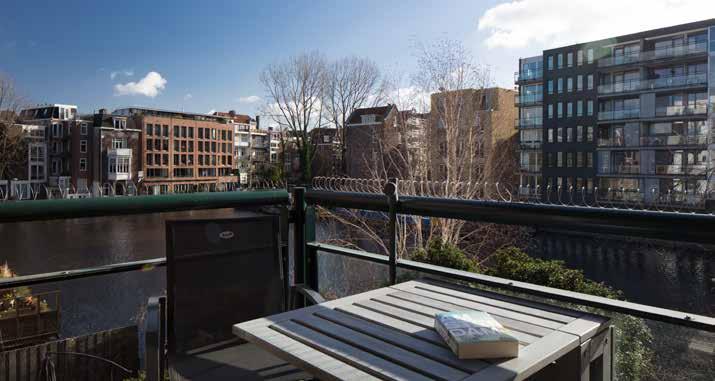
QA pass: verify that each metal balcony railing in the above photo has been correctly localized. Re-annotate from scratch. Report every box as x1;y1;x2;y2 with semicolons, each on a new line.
514;117;543;129
598;164;641;175
598;109;640;121
655;105;708;117
600;74;709;95
597;42;708;67
519;141;542;149
514;93;543;106
2;185;715;379
514;69;543;82
519;163;541;172
640;134;709;146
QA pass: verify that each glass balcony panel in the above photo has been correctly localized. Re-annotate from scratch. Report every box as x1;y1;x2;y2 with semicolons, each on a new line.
598;109;640;120
515;117;543;128
655;105;707;117
598;42;708;67
640;135;708;146
515;93;543;106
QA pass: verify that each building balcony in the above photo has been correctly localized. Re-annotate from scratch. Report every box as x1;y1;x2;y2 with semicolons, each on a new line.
597;42;708;68
598;164;641;175
655;164;707;176
598;73;708;96
515;117;543;129
598;109;640;121
640;135;709;147
519;141;542;150
108;148;133;158
108;172;131;181
236;141;250;147
655;105;707;118
515;93;543;107
520;163;541;172
0;189;713;380
514;69;543;83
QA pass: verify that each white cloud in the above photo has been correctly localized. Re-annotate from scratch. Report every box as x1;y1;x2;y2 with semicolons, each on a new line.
110;69;134;80
114;71;167;97
478;0;715;49
184;93;193;100
207;109;216;115
237;95;261;104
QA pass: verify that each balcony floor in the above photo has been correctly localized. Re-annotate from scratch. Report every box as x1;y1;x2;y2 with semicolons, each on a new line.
171;340;312;381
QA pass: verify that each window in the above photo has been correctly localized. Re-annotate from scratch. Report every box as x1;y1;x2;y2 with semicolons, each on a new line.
577;50;583;66
587;101;594;116
557;78;563;93
577;125;583;142
567;77;573;92
174;126;180;137
567;102;573;117
188;127;194;138
577;100;583;116
577;75;583;91
567;52;573;67
146;154;153;165
52;124;62;138
557;53;563;68
146;124;153;135
587;48;594;64
566;127;573;142
81;123;88;135
557;102;563;118
80;140;87;153
154;125;161;136
181;126;187;138
567;152;573;167
112;138;126;149
163;125;169;137
198;128;204;139
586;126;593;142
548;104;554;119
557;152;563;167
52;159;60;175
548;128;554;143
547;80;554;94
112;119;126;129
557;127;563;142
587;74;594;90
577;152;584;167
79;158;87;172
547;55;554;70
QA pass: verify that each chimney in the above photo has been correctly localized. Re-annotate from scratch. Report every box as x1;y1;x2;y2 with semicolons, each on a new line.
256;115;260;129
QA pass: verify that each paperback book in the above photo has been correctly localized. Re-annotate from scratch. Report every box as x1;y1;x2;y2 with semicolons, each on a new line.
434;311;519;359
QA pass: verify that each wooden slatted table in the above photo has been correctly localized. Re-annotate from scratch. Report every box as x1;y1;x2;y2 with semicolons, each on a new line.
233;279;613;381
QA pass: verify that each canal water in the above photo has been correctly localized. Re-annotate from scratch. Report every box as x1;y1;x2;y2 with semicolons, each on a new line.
0;211;713;339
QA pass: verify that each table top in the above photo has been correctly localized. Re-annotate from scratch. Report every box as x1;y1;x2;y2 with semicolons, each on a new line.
233;279;610;381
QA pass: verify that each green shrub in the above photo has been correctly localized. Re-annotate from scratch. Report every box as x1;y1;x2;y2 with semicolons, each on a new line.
411;238;480;273
412;242;654;380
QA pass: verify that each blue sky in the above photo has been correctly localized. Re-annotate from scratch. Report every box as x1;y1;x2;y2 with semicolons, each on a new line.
2;0;713;117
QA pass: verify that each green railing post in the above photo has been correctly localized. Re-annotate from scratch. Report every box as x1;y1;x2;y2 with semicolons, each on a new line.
292;187;306;308
384;179;398;285
305;205;317;292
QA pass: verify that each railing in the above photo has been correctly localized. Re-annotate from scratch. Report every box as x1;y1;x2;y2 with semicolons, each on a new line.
598;109;640;121
597;42;708;67
640;134;709;146
296;184;715;333
2;185;715;379
519;163;541;172
597;137;625;147
598;164;641;175
655;105;708;117
514;93;543;106
514;70;543;82
597;74;708;95
519;141;542;149
597;79;642;94
514;117;543;129
655;164;707;175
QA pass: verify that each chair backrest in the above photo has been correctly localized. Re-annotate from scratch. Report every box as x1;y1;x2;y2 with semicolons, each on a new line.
165;215;285;355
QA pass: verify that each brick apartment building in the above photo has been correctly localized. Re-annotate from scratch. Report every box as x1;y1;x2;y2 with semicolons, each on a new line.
19;104;91;192
344;104;400;178
428;88;518;183
90;109;142;195
114;107;237;194
0;124;47;199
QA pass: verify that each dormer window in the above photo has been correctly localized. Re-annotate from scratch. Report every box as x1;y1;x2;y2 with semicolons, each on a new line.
113;118;127;129
361;114;377;124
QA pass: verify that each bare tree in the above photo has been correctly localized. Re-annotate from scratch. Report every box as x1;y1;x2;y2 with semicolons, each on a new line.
316;39;525;261
260;52;327;183
323;57;384;173
0;74;27;181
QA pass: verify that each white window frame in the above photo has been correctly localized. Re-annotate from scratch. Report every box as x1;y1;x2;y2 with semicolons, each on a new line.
80;140;87;153
81;123;88;135
79;158;87;172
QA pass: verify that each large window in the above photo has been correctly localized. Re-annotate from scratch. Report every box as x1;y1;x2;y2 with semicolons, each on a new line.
80;140;87;153
79;158;87;172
